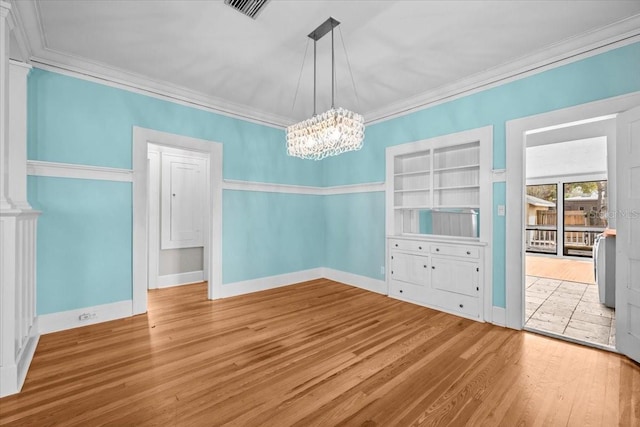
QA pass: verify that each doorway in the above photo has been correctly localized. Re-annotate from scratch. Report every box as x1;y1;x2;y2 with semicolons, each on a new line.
523;140;615;348
132;127;223;315
506;94;640;364
147;143;209;292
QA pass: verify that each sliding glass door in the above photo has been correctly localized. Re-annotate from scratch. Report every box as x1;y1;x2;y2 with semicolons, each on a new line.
526;184;558;254
526;181;608;257
563;180;608;257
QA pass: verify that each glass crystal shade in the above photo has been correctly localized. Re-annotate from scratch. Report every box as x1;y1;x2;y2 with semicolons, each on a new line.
286;107;365;160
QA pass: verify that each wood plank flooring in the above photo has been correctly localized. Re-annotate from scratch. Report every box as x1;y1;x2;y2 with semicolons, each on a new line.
1;279;638;426
526;255;595;284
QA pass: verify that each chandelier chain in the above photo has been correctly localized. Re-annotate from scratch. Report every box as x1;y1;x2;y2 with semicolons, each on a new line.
331;26;335;109
290;39;311;115
313;38;317;116
339;26;361;111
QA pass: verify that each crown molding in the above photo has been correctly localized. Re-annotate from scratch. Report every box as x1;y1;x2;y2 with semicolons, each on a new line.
364;14;640;125
12;0;291;128
10;1;640;129
6;0;31;62
1;1;13;28
9;59;31;70
29;55;291;129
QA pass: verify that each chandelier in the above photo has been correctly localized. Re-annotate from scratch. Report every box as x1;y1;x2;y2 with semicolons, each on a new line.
286;17;364;160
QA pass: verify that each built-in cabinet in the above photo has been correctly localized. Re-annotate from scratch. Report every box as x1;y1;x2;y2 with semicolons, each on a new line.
385;126;493;321
388;238;485;320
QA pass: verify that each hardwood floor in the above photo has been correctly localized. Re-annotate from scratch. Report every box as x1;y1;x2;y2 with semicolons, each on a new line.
526;255;595;284
1;280;638;426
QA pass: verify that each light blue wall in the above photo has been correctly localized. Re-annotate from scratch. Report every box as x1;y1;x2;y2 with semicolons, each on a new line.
322;42;640;308
27;69;324;314
27;176;132;314
27;69;324;186
223;191;325;283
322;43;640;187
324;192;385;279
27;42;640;315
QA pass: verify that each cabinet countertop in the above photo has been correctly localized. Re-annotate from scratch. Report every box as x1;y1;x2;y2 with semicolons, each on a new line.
387;235;488;246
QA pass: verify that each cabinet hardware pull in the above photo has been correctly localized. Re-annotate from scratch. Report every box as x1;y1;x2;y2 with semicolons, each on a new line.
395;243;398;247
391;256;394;260
476;286;479;291
391;271;394;274
423;265;427;268
436;248;440;251
466;251;471;255
476;267;479;272
459;304;464;308
399;290;403;293
419;246;422;250
432;266;435;269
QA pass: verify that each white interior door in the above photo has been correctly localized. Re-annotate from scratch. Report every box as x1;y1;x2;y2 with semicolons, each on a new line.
616;105;640;364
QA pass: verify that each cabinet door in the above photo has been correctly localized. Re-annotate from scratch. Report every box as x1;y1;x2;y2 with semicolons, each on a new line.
431;257;479;297
390;252;429;286
161;153;206;249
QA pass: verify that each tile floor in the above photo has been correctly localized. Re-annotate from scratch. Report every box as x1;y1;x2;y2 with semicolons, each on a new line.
525;276;615;347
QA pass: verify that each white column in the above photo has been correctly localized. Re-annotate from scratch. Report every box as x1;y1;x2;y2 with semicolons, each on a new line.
8;60;31;210
0;1;15;211
0;0;40;398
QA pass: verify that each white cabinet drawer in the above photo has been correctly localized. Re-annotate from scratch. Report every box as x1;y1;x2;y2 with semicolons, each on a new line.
431;291;480;319
388;239;427;252
389;280;425;303
431;244;479;258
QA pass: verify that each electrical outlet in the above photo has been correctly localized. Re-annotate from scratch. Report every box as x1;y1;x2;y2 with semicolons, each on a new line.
78;312;96;321
380;266;385;275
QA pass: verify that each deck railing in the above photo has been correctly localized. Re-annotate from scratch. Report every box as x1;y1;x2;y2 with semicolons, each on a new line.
525;225;605;256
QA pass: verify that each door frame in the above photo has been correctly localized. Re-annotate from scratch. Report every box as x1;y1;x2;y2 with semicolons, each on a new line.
505;91;640;330
147;144;211;290
132;127;223;314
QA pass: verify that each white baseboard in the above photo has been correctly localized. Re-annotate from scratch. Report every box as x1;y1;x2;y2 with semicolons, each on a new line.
0;322;39;398
218;268;324;298
156;270;204;288
39;300;133;334
492;306;507;327
321;268;387;295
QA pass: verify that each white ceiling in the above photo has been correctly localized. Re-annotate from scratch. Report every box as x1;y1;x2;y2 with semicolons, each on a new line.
527;137;607;180
9;1;640;126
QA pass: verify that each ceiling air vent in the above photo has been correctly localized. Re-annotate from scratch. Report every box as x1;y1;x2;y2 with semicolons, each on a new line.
224;0;271;19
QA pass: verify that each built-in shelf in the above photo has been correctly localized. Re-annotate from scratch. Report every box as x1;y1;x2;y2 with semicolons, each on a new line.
394;170;430;177
394;188;431;193
386;129;491;239
433;205;481;209
433;185;480;191
433;164;479;172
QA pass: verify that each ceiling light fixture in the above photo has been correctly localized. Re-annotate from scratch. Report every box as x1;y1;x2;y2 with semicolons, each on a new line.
286;17;364;161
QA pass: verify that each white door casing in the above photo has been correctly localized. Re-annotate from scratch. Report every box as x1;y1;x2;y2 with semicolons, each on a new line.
615;105;640;364
147;151;160;290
